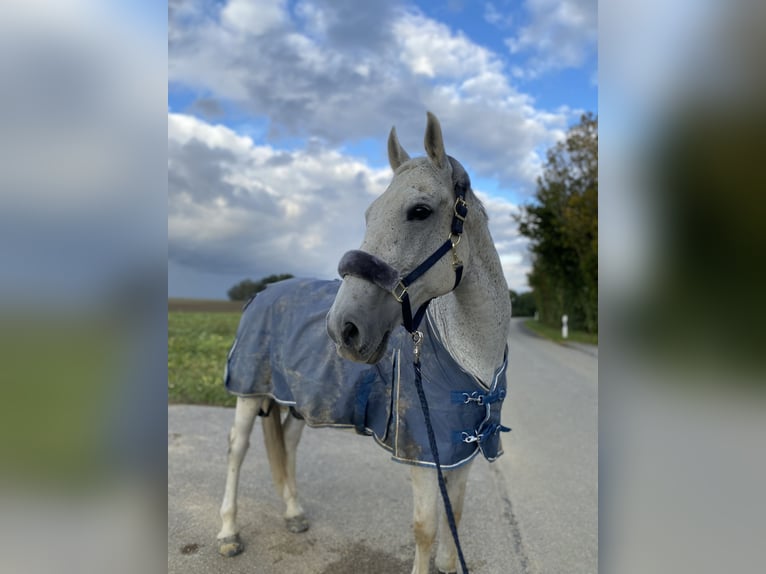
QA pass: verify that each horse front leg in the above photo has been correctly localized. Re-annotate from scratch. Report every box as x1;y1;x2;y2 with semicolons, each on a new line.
217;396;262;556
410;465;439;574
435;462;472;574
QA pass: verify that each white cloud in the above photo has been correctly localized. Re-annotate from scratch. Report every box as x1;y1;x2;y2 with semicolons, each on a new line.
168;112;389;282
475;190;532;291
394;13;503;79
169;112;256;154
221;0;288;35
506;0;597;76
169;1;577;193
484;2;513;28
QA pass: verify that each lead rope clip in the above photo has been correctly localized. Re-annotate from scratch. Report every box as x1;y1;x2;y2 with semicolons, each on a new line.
412;330;424;362
450;233;463;270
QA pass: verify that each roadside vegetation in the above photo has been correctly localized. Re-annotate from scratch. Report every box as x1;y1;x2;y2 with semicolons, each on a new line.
168;303;241;406
523;318;598;346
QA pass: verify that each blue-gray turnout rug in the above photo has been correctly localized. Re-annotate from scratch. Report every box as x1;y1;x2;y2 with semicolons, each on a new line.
224;278;509;468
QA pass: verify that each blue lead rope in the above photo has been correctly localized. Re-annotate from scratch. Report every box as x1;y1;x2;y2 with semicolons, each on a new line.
411;333;469;574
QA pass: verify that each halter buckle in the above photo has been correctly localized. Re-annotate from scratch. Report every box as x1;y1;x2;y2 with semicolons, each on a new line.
392;281;408;303
453;197;467;222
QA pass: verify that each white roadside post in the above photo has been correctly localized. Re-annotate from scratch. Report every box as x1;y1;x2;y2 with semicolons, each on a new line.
562;314;568;339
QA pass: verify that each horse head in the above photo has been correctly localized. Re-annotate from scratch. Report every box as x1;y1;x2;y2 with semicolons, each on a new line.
327;112;473;364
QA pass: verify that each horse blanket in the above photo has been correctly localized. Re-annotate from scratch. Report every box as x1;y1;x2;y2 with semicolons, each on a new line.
224;278;509;468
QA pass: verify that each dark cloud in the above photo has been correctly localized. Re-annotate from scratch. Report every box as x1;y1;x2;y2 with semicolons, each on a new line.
303;0;401;49
168;139;238;202
190;97;224;118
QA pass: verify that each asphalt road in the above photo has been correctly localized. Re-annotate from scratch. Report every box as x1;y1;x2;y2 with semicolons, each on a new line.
497;319;598;574
168;318;597;573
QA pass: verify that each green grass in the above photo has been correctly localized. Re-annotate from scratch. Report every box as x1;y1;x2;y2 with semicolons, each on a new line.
523;318;598;346
168;311;242;406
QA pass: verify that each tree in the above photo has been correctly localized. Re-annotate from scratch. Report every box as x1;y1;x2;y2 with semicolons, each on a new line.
509;290;537;317
515;113;598;333
227;274;294;301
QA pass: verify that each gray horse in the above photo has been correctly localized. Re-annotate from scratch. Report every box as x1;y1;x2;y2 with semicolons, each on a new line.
217;113;512;574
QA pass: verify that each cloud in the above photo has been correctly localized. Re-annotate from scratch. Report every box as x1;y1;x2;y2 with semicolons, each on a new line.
475;190;532;291
220;0;288;35
483;2;513;29
506;0;597;76
168;112;531;296
169;0;576;193
168;112;388;282
166;1;586;295
394;12;503;79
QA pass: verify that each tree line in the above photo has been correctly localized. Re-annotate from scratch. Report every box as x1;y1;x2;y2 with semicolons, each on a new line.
515;113;598;333
227;274;294;301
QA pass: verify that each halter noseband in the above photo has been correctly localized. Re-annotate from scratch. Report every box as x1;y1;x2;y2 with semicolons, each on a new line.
338;156;470;333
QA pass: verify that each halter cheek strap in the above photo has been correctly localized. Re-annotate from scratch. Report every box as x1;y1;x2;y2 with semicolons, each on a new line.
338;156;470;333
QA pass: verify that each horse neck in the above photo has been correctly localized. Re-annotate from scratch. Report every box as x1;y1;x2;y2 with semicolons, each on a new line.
428;216;511;386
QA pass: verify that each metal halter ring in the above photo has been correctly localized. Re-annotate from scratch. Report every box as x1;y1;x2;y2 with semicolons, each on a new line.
392;281;408;303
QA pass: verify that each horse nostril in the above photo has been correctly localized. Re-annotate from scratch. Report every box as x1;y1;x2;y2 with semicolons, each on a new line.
342;321;359;347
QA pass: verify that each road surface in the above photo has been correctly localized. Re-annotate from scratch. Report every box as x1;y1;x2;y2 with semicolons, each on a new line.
168;318;597;573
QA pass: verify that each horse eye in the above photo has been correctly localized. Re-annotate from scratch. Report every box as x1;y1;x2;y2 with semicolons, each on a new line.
407;204;432;221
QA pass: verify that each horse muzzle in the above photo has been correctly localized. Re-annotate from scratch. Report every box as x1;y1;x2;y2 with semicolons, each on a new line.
326;275;399;364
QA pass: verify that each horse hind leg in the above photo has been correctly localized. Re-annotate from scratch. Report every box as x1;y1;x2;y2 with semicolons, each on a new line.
282;408;308;532
262;406;308;533
217;396;262;557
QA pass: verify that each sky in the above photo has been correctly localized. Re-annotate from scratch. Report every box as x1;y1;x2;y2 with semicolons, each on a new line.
168;0;597;299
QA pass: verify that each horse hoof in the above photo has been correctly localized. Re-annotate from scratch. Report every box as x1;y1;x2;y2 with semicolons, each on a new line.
285;514;309;533
218;534;243;557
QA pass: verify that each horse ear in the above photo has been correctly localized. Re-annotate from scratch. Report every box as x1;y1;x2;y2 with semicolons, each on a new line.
388;126;410;171
424;111;447;170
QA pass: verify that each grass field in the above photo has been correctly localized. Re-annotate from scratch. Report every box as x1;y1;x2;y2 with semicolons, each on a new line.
168;300;243;406
523;318;598;346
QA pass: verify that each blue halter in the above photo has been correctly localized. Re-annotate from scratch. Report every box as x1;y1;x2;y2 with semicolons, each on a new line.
337;156;469;333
